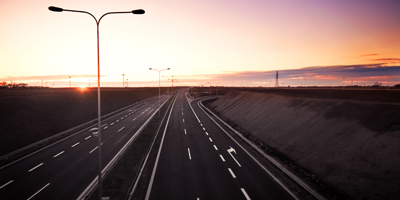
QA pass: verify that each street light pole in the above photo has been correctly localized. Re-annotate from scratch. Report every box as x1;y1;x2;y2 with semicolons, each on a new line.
49;6;144;200
149;68;170;117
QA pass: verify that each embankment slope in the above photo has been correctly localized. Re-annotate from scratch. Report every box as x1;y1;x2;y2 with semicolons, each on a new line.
210;90;400;199
0;88;166;156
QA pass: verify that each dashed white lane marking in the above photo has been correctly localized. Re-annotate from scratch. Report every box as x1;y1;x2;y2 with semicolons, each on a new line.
203;127;205;130
132;118;137;121
28;163;44;172
27;183;50;200
118;127;125;132
125;115;127;117
220;155;225;162
53;151;65;158
85;136;91;140
89;146;98;153
241;188;251;200
101;123;107;127
184;129;187;135
0;180;14;190
71;142;80;148
121;117;124;119
228;168;236;178
209;138;213;142
110;123;114;125
182;112;183;115
200;124;203;126
103;126;108;130
188;148;192;160
213;145;218;150
183;119;185;123
142;112;145;114
116;120;119;122
205;132;209;136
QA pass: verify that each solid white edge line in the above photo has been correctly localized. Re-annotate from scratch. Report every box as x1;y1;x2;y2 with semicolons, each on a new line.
28;163;44;172
228;168;236;178
220;155;225;162
241;188;251;200
53;151;65;158
188;148;192;160
27;183;50;200
145;93;178;200
0;180;14;190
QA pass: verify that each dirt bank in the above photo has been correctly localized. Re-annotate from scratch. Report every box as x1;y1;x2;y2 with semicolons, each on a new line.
0;87;167;156
209;90;400;199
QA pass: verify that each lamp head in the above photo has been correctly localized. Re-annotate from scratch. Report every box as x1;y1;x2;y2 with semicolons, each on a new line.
132;9;145;14
49;6;63;12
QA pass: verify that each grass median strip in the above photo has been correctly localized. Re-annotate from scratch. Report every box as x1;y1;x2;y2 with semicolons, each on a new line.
89;94;176;200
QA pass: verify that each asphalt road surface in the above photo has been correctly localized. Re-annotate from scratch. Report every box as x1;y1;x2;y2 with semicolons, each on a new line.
146;91;296;200
0;94;169;200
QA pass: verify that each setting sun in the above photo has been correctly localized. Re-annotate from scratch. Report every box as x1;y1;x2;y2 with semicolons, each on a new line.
80;85;86;89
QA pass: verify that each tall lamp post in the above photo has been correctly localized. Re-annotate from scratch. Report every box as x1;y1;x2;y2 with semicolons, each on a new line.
49;6;144;200
149;68;170;116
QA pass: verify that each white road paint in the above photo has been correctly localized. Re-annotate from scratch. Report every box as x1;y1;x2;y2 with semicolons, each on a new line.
188;148;191;160
101;123;107;127
85;136;91;140
182;112;183;115
209;138;213;142
121;117;124;119
27;183;50;200
228;168;236;178
28;163;44;172
241;188;251;200
103;126;108;129
125;115;127;117
203;127;205;131
53;151;65;158
205;132;209;136
184;129;187;135
133;118;137;121
213;145;218;150
227;147;241;167
0;180;14;190
110;123;114;125
200;124;203;126
71;142;80;147
183;119;185;123
116;120;119;122
118;127;125;132
219;155;225;162
89;146;98;154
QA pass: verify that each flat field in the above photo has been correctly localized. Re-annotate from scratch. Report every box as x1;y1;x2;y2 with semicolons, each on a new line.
0;87;168;156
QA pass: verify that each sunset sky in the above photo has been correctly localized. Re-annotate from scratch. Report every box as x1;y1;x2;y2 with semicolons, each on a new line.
1;0;399;87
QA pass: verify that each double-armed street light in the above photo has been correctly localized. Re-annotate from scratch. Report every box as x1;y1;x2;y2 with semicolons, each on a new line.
149;68;170;116
49;6;144;200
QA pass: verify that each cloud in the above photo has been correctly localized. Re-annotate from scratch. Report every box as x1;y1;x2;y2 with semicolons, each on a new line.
370;58;400;63
360;53;378;57
176;64;400;86
1;74;105;82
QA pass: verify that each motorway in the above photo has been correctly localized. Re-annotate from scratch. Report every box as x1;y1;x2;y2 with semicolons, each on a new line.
0;94;169;200
145;91;296;200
